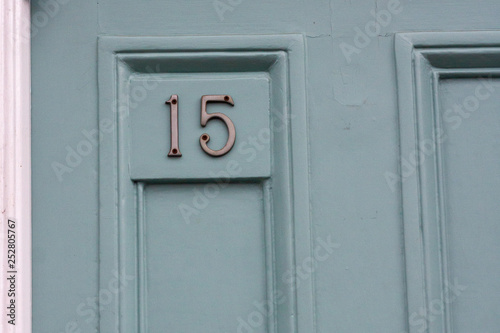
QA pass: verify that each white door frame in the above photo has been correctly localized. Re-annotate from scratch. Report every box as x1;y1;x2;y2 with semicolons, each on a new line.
1;0;31;332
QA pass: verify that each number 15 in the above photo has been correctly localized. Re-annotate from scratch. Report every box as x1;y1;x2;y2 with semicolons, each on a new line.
165;94;236;157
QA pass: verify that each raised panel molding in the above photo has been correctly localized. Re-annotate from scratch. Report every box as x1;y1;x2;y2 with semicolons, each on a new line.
395;32;500;333
98;35;313;333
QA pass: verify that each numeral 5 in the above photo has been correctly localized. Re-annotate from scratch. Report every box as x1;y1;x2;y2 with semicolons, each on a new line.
200;95;235;157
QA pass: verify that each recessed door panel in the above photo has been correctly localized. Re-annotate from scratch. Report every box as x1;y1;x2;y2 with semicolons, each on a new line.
144;183;267;333
97;35;311;333
438;78;500;333
396;35;500;333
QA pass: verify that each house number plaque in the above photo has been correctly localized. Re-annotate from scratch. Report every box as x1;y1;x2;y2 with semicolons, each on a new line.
165;94;236;157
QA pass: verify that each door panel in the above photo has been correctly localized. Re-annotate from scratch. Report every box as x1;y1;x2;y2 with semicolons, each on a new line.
97;36;312;333
440;78;500;333
396;33;500;333
145;183;267;333
129;74;271;180
31;1;500;332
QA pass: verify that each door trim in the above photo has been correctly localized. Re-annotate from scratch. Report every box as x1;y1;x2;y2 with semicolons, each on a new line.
1;0;31;332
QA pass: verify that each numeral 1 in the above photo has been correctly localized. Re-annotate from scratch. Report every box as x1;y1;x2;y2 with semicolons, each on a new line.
165;94;182;157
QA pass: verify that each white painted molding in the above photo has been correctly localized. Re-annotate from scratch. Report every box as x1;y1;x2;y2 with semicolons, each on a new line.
1;0;31;332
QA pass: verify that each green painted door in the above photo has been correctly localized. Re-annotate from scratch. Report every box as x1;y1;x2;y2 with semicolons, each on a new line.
32;1;500;332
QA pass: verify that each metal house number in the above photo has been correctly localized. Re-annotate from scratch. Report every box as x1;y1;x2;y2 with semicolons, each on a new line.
165;94;236;158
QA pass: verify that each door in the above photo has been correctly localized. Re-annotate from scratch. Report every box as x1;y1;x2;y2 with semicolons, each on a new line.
31;1;500;333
